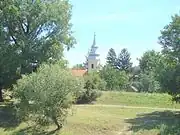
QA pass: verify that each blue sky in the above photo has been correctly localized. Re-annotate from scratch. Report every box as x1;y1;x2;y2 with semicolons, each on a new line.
64;0;180;67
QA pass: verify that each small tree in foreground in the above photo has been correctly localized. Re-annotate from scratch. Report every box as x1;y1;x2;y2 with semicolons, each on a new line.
13;63;83;130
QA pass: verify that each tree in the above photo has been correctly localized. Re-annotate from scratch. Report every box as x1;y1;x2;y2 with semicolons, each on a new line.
100;65;129;90
139;50;164;72
159;14;180;62
158;13;180;99
106;48;117;67
72;64;85;69
116;48;132;72
132;71;161;92
13;63;83;130
0;0;75;101
76;71;104;104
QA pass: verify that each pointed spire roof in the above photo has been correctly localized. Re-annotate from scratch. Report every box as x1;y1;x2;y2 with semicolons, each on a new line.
92;32;96;47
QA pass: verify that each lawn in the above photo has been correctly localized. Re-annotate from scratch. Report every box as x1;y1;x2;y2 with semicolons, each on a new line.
96;91;180;109
0;91;180;135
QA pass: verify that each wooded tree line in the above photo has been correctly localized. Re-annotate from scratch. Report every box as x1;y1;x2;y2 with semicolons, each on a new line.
98;14;180;101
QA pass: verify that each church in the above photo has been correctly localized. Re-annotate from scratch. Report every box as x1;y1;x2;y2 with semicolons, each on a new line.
71;33;100;77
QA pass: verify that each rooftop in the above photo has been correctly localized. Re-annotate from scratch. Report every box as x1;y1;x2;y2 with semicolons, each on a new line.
71;69;87;77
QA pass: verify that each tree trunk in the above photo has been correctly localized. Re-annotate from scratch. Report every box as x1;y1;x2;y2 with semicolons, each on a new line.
52;116;62;130
0;87;3;102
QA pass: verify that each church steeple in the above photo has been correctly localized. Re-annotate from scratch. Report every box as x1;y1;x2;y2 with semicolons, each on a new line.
87;33;100;72
92;32;96;47
89;32;99;56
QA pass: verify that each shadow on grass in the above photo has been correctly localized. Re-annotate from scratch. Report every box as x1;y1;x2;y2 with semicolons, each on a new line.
0;104;60;135
0;104;20;129
125;110;180;134
12;126;59;135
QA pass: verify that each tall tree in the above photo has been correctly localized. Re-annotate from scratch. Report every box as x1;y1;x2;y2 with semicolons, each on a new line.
139;50;164;72
116;48;132;72
106;48;117;67
158;13;180;98
159;14;180;62
100;65;129;90
0;0;75;101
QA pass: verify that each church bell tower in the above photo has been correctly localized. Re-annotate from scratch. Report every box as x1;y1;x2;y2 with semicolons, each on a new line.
87;33;100;72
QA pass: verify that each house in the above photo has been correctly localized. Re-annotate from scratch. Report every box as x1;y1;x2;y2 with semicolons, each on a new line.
71;69;87;77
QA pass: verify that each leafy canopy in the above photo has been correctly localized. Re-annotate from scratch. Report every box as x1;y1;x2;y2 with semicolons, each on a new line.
13;63;83;130
0;0;75;101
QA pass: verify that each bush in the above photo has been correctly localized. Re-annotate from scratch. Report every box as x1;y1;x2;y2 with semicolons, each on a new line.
159;122;180;135
76;88;101;104
85;71;107;90
132;72;160;92
75;72;103;104
13;63;83;130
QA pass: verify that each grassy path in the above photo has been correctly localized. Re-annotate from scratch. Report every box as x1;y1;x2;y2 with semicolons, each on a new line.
76;104;180;111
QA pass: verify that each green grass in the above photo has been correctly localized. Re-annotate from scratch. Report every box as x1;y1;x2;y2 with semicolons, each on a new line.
0;105;161;135
0;91;180;135
96;91;180;108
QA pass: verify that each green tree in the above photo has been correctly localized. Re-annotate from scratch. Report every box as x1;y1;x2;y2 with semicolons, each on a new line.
138;50;165;73
137;50;168;92
158;13;180;99
13;63;83;130
106;48;117;67
159;14;180;62
100;65;129;90
0;0;75;101
76;71;104;104
132;71;161;92
116;48;132;72
72;64;85;69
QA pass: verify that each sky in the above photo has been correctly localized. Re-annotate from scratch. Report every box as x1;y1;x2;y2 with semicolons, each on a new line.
64;0;180;67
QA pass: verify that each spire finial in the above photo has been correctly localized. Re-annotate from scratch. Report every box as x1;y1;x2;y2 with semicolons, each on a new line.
93;32;96;46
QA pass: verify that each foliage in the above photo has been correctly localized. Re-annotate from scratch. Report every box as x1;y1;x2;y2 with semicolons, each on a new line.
72;64;85;69
137;50;170;93
139;50;163;72
13;63;83;130
159;14;180;62
76;88;101;104
100;65;129;90
0;0;75;101
76;72;103;104
132;72;161;92
116;48;132;72
106;48;117;68
85;71;107;90
157;13;180;98
159;123;180;135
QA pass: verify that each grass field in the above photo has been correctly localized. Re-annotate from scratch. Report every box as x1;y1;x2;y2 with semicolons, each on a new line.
96;91;180;108
0;91;180;135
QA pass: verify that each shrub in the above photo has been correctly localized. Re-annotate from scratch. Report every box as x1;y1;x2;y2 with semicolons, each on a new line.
76;88;101;104
132;72;160;92
13;63;83;130
75;72;103;104
159;122;180;135
85;71;107;90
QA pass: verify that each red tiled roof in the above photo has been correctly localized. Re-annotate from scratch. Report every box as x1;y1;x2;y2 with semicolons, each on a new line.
71;69;87;77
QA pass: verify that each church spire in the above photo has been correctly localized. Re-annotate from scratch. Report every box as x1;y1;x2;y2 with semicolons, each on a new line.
92;32;96;47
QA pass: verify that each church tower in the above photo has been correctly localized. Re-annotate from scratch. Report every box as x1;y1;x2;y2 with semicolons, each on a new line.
87;33;100;72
